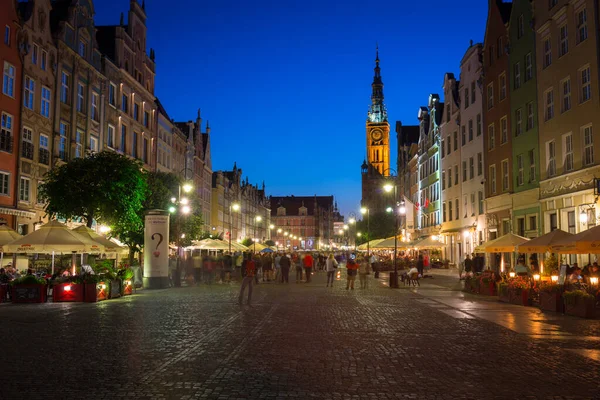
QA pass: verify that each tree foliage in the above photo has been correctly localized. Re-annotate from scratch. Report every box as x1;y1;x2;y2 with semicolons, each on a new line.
39;151;146;228
355;211;397;244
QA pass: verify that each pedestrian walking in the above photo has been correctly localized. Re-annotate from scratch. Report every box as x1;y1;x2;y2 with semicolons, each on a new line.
238;253;255;306
223;252;233;283
303;252;314;283
253;253;262;284
280;252;291;283
293;253;303;283
325;253;338;287
346;255;359;290
203;255;215;285
416;254;424;278
262;253;273;282
358;256;371;289
274;253;282;282
235;252;243;280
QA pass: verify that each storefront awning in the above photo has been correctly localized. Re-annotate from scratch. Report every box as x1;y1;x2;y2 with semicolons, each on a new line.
440;225;473;234
0;207;36;219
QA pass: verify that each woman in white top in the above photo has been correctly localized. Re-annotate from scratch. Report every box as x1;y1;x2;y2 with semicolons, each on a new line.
325;254;338;287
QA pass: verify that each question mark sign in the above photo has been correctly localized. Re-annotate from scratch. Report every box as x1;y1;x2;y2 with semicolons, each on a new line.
151;233;163;251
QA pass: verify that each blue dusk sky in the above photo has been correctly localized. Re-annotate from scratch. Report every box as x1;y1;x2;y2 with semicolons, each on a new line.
93;0;488;218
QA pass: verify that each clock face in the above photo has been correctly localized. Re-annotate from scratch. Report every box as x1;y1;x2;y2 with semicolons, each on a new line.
371;130;382;141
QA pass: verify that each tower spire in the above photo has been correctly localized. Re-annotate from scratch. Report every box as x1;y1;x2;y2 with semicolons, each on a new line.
368;45;386;123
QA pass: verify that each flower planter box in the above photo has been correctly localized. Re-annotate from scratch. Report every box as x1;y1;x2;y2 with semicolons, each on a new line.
478;281;497;296
539;292;563;313
565;297;596;319
12;284;47;303
108;279;122;299
0;284;8;303
498;285;510;303
509;289;530;306
122;280;133;296
52;283;84;302
84;282;108;303
463;279;478;293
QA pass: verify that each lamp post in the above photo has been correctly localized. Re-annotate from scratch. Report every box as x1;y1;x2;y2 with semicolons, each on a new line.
360;207;370;256
254;215;262;253
169;181;193;287
229;202;240;253
348;212;356;252
356;232;361;252
384;180;400;288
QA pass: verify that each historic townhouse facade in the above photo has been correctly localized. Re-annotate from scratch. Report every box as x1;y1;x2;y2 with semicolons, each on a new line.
396;121;419;234
17;0;56;234
240;179;270;243
0;0;22;231
439;73;462;263
509;0;541;240
458;43;486;257
483;0;513;251
535;0;600;265
96;0;156;170
155;98;187;176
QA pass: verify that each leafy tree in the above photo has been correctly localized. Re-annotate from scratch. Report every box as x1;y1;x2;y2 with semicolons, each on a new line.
355;211;397;242
241;238;254;247
264;240;275;247
39;151;146;228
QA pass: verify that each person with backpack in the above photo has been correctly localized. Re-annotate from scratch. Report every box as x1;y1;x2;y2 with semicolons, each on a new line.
325;253;338;287
239;253;255;306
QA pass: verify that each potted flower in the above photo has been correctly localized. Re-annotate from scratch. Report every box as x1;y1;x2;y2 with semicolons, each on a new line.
563;290;596;319
537;281;563;313
118;268;134;296
82;274;108;303
478;276;496;296
507;277;531;306
52;275;84;302
11;275;47;303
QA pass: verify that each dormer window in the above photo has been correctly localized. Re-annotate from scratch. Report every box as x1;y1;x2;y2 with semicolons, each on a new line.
277;206;286;216
78;40;87;57
299;206;307;216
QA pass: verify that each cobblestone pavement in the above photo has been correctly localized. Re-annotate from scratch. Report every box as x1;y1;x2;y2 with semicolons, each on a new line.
1;269;600;400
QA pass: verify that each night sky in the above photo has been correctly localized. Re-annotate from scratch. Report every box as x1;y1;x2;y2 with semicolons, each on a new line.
93;0;488;217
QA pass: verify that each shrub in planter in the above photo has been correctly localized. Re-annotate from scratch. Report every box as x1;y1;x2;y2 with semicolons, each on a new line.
507;277;532;306
537;282;563;313
478;277;497;296
52;277;84;302
12;275;47;303
81;274;107;303
563;290;596;319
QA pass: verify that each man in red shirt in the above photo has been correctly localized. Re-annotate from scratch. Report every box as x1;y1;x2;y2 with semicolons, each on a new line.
303;253;314;283
238;253;255;305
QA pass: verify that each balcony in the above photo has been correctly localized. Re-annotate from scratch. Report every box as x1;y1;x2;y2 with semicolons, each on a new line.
21;141;34;160
38;148;50;165
0;132;13;153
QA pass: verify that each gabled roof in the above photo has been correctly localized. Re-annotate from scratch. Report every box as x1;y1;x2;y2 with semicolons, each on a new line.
96;26;118;63
18;1;35;22
155;97;170;120
396;122;420;147
270;196;334;217
498;1;512;24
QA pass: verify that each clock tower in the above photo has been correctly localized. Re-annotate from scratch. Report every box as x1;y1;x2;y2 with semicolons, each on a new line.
361;47;390;212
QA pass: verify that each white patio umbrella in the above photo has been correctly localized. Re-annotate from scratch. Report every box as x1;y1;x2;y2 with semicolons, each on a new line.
0;225;21;268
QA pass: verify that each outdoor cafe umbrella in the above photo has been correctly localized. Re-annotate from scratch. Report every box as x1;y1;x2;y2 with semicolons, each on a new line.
0;225;21;268
412;236;443;250
357;238;385;251
225;240;249;251
372;236;409;250
518;229;573;253
188;238;230;251
3;220;105;273
550;225;600;254
251;242;267;252
481;233;529;272
72;226;128;255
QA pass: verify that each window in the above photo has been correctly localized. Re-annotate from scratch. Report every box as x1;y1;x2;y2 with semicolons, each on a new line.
517;154;524;186
547;140;556;177
545;89;554;120
499;73;506;100
471;81;476;103
568;211;576;234
19;177;30;202
583;125;594;166
518;14;524;38
477;153;483;176
580;66;591;103
443;202;447;222
41;87;51;118
120;124;127;153
529;215;537;231
143;137;149;163
461;126;466;146
90;135;98;153
515;108;522;136
468;119;473;142
41;50;47;71
469;157;474;179
526;102;534;130
502;160;509;191
562;78;571;112
32;43;38;65
488;124;495;150
144;111;150;128
514;62;521;89
446;135;451;156
442;170;445;190
448;200;453;221
525;53;533;81
59;122;67;160
476;192;483;215
455;199;459;221
487;83;493;109
462;161;467;182
528;149;536;182
0;112;13;153
132;132;139;158
453;131;458;151
3;25;9;46
549;212;558;231
3;62;15;97
441;139;445;159
39;134;49;165
60;71;69;104
577;8;588;44
122;93;128;113
500;116;507;144
24;76;35;110
563;133;574;172
559;25;568;57
471;193;476;216
447;168;452;188
107;124;115;148
476;114;481;136
454;165;458;186
0;171;8;196
75;130;83;158
77;82;85;113
464;88;469;108
91;92;99;122
134;103;139;121
109;83;116;106
21;127;33;160
543;36;552;68
517;217;525;237
78;40;86;57
463;195;468;218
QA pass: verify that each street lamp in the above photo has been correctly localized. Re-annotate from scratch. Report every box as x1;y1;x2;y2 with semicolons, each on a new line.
170;181;194;287
360;207;370;256
383;178;399;288
228;202;240;253
349;212;357;251
254;215;262;253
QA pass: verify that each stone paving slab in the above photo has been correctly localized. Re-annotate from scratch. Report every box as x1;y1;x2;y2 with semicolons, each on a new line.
0;271;599;399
